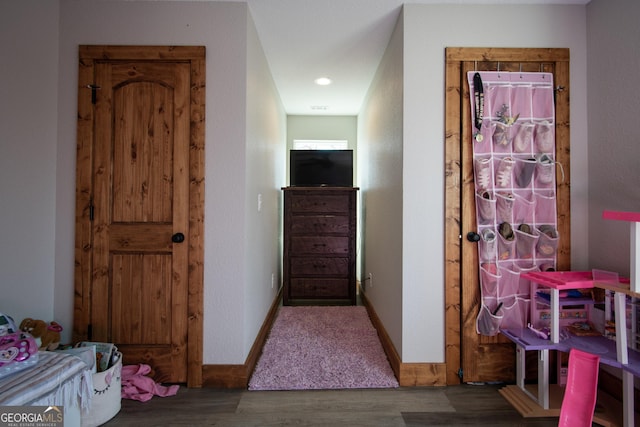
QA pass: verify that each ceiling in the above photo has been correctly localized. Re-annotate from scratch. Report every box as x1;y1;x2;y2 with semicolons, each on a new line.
236;0;590;116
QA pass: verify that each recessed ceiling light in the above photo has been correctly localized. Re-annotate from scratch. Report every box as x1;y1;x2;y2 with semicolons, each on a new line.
314;77;332;86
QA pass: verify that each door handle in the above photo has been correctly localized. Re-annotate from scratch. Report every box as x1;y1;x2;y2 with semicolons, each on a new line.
172;232;185;243
466;231;480;242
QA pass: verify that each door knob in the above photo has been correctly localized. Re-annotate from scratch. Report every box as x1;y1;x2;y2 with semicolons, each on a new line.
172;232;185;243
466;231;480;242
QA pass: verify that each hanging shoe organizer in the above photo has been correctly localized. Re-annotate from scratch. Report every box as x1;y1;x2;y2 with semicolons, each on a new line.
468;71;560;336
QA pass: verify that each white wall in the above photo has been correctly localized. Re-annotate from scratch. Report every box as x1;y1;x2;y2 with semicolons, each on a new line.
0;1;60;326
358;11;405;357
242;10;287;357
287;116;358;150
586;0;640;277
359;3;588;363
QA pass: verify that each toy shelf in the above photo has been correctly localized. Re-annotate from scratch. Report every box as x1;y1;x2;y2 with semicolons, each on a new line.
531;290;594;337
502;269;640;425
502;211;640;427
504;270;597;410
521;271;597;343
594;280;638;427
602;210;640;293
522;271;595;290
601;210;640;427
501;329;640;375
602;210;640;222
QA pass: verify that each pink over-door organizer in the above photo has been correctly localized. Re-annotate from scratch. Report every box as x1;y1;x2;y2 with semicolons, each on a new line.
467;71;559;336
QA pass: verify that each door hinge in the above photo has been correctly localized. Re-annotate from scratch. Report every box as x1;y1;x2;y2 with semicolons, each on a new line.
86;84;101;104
87;324;93;340
89;199;94;221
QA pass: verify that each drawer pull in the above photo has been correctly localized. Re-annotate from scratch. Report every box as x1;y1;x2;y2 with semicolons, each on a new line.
313;243;327;247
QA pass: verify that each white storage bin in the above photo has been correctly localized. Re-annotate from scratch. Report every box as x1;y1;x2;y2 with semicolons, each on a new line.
82;352;122;427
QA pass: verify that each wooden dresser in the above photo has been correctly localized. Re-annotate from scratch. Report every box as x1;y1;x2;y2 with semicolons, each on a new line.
282;187;358;305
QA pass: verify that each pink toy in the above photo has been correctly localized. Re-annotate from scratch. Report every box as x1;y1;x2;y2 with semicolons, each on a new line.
0;332;38;366
558;348;600;427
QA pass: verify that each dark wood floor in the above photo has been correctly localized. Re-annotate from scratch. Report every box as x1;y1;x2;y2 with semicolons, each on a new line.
104;384;560;426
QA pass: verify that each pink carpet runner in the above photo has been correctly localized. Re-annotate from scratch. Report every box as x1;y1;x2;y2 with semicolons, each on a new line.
248;306;398;390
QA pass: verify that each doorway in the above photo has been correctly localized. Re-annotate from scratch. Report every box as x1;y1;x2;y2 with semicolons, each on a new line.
444;48;571;384
73;45;205;386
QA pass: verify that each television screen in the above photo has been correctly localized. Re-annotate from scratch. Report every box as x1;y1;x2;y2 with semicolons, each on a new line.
290;149;353;187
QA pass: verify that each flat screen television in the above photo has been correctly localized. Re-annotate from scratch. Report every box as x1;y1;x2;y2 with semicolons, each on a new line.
290;149;353;187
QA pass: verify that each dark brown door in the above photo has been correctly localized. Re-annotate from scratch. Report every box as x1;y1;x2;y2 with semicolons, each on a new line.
444;48;571;384
74;46;206;385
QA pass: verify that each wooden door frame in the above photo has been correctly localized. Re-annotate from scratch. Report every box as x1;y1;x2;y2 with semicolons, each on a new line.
73;45;205;387
444;48;571;384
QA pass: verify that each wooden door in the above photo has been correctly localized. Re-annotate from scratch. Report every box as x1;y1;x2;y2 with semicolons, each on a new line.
444;48;571;384
74;46;205;386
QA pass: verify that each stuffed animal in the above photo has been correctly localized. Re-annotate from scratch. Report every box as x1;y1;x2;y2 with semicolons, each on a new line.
19;318;62;351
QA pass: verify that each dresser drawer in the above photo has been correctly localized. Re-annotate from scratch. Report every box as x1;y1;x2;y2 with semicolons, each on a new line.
290;215;349;234
290;236;349;255
290;257;349;276
290;194;350;213
289;278;350;299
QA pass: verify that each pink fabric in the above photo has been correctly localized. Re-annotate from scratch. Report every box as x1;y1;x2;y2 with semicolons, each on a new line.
121;364;179;402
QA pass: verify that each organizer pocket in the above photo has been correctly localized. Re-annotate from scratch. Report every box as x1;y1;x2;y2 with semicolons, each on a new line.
512;261;539;295
499;297;530;330
497;230;516;261
495;192;514;224
479;229;498;262
474;156;493;190
510;85;533;118
535;120;554;153
512;122;535;154
532;85;554;118
513;191;536;225
476;302;503;336
535;154;555;187
487;85;510;119
494;156;515;188
473;121;492;154
534;190;556;224
515;228;539;260
491;121;512;148
476;191;496;225
480;263;500;298
536;225;559;257
514;157;536;188
497;264;521;297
